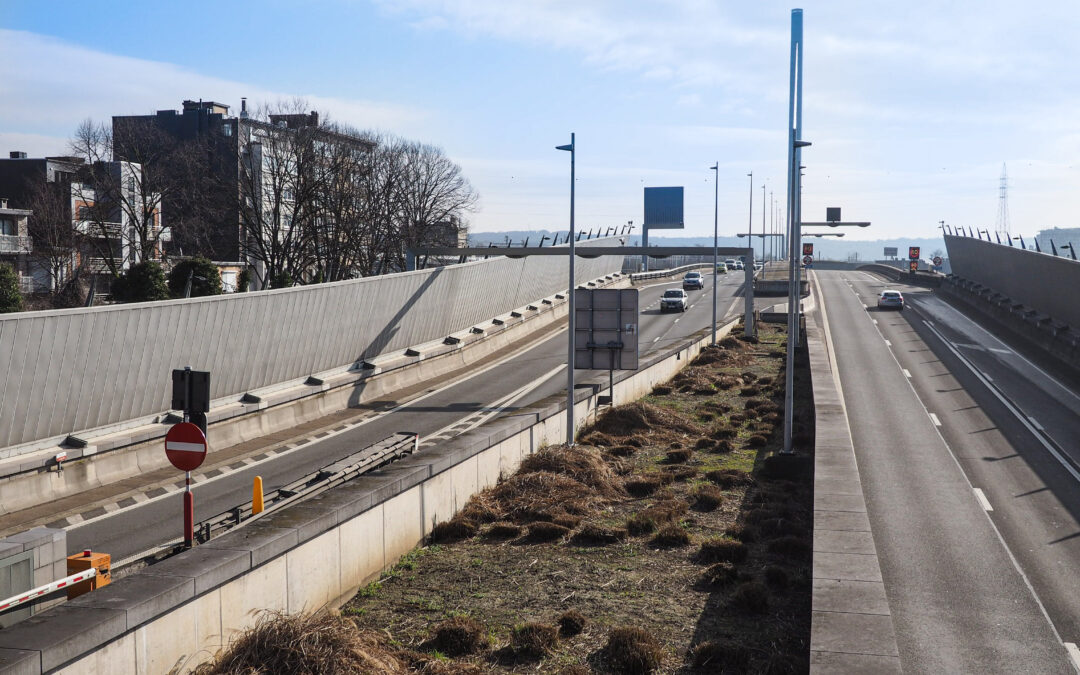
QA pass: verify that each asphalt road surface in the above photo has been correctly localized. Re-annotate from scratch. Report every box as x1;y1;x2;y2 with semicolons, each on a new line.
60;271;762;560
815;269;1076;673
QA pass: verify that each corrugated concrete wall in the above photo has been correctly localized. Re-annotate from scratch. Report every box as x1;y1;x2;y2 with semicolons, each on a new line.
944;234;1080;330
0;242;623;449
0;311;734;675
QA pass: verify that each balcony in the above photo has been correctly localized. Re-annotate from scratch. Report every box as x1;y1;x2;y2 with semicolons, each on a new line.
0;235;32;255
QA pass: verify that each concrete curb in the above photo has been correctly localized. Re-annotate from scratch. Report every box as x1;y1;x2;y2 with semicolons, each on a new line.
0;312;741;674
0;273;628;517
805;271;902;673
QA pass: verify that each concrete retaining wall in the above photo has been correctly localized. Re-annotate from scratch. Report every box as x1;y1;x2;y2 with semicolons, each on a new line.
0;239;624;453
0;316;735;674
944;234;1080;331
0;529;66;630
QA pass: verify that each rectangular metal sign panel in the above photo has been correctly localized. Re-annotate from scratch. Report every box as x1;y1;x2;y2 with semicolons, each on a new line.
171;369;211;413
574;288;639;370
908;246;921;260
802;243;814;256
643;187;684;229
826;207;841;222
884;246;898;257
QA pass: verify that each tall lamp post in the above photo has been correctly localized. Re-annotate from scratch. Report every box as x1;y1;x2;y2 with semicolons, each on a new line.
746;171;754;264
783;139;811;455
710;162;719;345
556;134;575;446
761;183;766;265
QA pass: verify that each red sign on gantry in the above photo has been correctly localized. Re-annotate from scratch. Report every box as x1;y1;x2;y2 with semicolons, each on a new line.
165;422;207;472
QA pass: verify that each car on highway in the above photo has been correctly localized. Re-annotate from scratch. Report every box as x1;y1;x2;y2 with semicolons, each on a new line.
877;290;905;310
661;289;689;312
734;261;744;270
683;271;704;290
724;258;736;268
716;262;727;274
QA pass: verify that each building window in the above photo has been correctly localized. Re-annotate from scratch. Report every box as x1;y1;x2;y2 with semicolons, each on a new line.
78;206;93;220
0;218;14;236
222;124;233;137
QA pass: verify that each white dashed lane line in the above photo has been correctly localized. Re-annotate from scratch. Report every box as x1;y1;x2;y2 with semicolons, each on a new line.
974;488;994;512
929;413;942;427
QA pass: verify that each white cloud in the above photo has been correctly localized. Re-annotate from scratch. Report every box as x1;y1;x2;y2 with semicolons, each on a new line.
0;29;430;151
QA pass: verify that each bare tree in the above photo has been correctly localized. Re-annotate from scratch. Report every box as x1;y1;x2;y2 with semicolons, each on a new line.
237;102;330;287
23;178;84;298
387;141;476;271
70;118;205;275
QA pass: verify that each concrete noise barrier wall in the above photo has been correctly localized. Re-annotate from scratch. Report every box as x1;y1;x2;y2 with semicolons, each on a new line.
944;234;1080;331
0;240;624;451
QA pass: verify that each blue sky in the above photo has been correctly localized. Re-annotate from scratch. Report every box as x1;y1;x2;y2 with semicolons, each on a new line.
2;0;1079;240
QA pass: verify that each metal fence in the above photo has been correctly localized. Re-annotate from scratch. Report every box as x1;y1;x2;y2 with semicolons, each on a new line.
944;234;1080;331
0;243;622;450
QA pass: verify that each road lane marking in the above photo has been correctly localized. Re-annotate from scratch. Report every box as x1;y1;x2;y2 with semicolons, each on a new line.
884;339;892;347
1029;417;1044;431
974;488;993;512
929;413;941;426
872;319;878;325
902;369;912;378
921;320;1080;485
1064;642;1080;671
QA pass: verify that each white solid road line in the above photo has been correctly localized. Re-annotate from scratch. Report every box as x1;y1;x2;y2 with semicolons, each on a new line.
974;488;994;512
929;413;941;427
68;320;573;532
903;369;912;378
1064;642;1080;671
920;320;1080;485
420;363;564;444
884;339;892;347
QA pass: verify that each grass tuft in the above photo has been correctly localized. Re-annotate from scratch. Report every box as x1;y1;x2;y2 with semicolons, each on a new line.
603;626;664;674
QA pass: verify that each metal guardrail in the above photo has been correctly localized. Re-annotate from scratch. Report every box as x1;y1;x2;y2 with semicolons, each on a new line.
114;432;420;571
193;431;419;545
630;263;717;283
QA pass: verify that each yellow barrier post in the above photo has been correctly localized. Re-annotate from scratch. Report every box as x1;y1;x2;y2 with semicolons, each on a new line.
252;476;264;515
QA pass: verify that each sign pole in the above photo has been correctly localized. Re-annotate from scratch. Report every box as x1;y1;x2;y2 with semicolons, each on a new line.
184;471;193;548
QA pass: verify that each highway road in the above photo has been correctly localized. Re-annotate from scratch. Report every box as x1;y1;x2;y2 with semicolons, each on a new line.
33;271;758;561
815;269;1079;673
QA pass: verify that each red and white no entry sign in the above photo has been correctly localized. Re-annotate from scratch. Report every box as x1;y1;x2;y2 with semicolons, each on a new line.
165;422;207;472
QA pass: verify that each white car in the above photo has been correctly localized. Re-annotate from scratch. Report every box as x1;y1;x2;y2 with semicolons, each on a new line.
877;290;905;310
661;289;688;312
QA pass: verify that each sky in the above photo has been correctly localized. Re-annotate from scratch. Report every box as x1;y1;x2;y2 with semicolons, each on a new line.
2;0;1079;241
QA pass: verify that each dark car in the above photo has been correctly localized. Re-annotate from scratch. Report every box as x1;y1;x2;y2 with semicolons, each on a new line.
877;290;905;310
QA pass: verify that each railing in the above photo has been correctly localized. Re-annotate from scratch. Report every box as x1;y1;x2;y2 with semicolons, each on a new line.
0;235;31;254
115;432;419;569
630;263;717;283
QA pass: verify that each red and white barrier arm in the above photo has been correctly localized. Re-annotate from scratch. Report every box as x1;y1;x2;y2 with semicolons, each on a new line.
0;568;97;613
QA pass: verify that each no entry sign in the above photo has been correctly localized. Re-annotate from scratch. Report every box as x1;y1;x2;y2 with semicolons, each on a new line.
165;422;207;472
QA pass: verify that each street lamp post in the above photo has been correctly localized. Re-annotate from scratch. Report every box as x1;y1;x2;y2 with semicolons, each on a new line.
711;163;719;345
761;183;766;264
746;172;754;265
556;134;575;446
783;140;811;455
